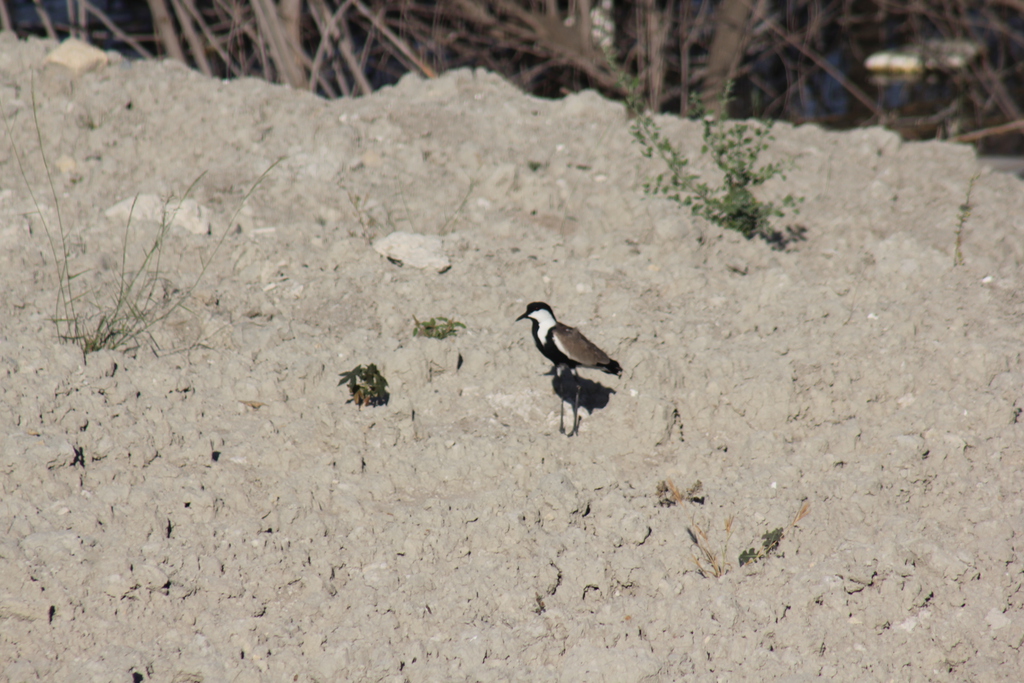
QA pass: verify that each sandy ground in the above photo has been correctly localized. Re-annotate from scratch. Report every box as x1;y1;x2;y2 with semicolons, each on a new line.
2;33;1024;682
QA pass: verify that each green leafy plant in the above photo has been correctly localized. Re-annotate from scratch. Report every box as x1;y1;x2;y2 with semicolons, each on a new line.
620;67;801;244
739;501;811;567
338;364;389;408
413;316;465;339
1;83;278;355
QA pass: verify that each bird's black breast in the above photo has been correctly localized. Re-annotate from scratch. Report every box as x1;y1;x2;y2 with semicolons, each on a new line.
530;321;574;368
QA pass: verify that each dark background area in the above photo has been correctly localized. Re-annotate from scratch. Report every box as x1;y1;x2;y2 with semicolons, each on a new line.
4;0;1023;155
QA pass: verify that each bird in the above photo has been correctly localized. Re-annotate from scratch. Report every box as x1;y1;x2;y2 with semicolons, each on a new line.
516;302;622;436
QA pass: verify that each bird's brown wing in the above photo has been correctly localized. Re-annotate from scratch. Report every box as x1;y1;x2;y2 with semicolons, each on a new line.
554;323;612;366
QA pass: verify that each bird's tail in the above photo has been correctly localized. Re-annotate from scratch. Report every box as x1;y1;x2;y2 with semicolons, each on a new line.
601;360;623;376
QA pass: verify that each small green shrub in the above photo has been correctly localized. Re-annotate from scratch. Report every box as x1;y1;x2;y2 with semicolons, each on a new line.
738;502;811;567
413;316;465;339
338;364;389;408
623;73;802;243
739;528;785;567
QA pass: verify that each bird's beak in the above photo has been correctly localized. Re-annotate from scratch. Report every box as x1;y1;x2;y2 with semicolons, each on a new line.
515;311;529;322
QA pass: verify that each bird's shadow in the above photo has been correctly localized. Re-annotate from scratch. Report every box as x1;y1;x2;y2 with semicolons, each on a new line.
547;367;615;415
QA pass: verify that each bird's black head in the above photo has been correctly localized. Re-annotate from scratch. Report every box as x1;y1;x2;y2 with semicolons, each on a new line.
516;301;553;322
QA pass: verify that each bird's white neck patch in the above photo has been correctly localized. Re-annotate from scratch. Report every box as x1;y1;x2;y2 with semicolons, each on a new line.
529;308;557;341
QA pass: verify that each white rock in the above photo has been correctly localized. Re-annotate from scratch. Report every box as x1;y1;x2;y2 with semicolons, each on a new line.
105;194;162;224
105;195;212;235
55;155;77;174
986;607;1011;630
101;573;134;598
360;150;383;168
372;231;450;272
44;38;108;75
134;564;169;591
170;198;213;235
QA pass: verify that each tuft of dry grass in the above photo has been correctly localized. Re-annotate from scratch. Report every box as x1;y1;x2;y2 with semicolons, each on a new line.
664;478;810;578
665;478;733;578
953;172;979;267
2;83;280;355
690;514;735;579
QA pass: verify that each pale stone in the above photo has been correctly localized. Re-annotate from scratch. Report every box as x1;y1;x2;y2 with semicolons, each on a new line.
372;231;450;272
360;150;383;168
44;38;108;75
55;155;77;174
987;607;1011;630
105;195;212;235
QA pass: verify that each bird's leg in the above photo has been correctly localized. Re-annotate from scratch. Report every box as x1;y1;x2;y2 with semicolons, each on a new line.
557;365;567;434
570;369;581;437
559;394;566;434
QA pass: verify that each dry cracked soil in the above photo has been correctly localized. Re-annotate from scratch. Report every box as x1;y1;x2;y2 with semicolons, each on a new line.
2;33;1024;682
